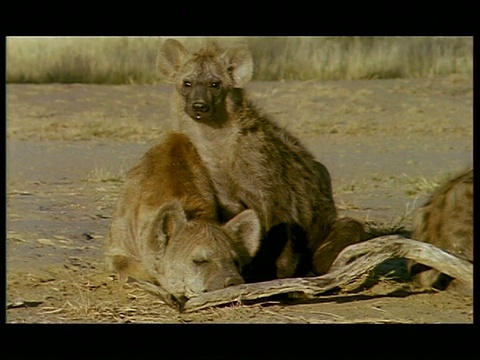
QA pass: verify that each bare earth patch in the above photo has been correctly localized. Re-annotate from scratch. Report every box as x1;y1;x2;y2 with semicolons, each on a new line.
6;75;473;323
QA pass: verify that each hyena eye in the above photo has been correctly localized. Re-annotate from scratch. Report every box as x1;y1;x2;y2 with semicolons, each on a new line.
210;81;221;88
192;252;210;266
193;249;212;265
193;259;208;266
183;80;192;87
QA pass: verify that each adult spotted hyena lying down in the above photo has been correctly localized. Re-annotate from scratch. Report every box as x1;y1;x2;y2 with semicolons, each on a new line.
408;168;473;295
157;39;365;281
105;133;261;303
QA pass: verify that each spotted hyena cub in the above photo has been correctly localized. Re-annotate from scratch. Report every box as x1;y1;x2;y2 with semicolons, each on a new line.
408;168;473;295
157;39;365;281
105;133;261;304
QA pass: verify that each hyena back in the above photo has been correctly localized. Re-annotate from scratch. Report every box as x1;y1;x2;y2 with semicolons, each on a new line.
408;168;473;295
157;39;365;281
105;133;261;303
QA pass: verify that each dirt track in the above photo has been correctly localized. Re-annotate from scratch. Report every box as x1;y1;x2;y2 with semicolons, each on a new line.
6;75;473;323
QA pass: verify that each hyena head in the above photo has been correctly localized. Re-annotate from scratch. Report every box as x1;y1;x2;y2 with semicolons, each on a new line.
153;200;261;303
157;39;253;126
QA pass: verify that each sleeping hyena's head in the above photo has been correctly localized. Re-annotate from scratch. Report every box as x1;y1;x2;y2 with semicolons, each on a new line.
157;39;253;126
152;201;261;304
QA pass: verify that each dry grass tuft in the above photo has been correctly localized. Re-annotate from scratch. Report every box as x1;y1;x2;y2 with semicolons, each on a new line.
402;175;443;196
85;167;125;183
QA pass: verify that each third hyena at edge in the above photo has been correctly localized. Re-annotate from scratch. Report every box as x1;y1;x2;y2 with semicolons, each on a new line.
408;168;473;296
157;39;365;281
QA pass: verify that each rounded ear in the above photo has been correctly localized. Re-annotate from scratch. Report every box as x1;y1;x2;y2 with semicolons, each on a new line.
221;46;253;88
150;200;187;249
156;39;189;82
224;209;261;257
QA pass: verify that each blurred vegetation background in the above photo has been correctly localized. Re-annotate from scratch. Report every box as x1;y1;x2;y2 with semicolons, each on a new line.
6;36;473;84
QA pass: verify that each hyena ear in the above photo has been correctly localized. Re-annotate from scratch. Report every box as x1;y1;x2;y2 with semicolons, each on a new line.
221;46;253;88
152;200;187;249
224;209;261;258
157;39;189;82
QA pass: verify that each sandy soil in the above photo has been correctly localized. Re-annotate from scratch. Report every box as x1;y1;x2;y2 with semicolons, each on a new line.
6;75;473;323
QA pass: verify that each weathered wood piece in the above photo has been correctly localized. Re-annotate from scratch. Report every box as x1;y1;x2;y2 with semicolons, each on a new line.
330;235;473;285
182;235;473;312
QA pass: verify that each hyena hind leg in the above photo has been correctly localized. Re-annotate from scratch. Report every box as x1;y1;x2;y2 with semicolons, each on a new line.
409;262;472;296
275;225;310;279
312;217;366;275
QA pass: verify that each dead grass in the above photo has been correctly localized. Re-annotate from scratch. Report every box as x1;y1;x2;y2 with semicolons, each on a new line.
85;167;125;183
8;113;157;143
7;37;473;83
7;114;166;141
6;246;473;323
401;174;444;196
336;172;452;200
57;286;179;323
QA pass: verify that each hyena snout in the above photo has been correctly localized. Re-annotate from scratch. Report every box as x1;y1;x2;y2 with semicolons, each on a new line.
187;97;212;122
186;85;212;118
192;100;210;113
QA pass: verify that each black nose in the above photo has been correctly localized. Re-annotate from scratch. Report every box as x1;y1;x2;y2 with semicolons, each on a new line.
192;101;209;113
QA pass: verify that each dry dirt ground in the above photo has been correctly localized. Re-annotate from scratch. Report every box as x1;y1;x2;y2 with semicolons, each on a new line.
6;75;473;323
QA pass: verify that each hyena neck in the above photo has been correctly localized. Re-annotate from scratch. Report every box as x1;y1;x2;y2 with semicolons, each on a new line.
227;88;263;131
171;87;250;154
187;120;238;171
171;88;256;211
172;110;235;176
176;113;243;218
